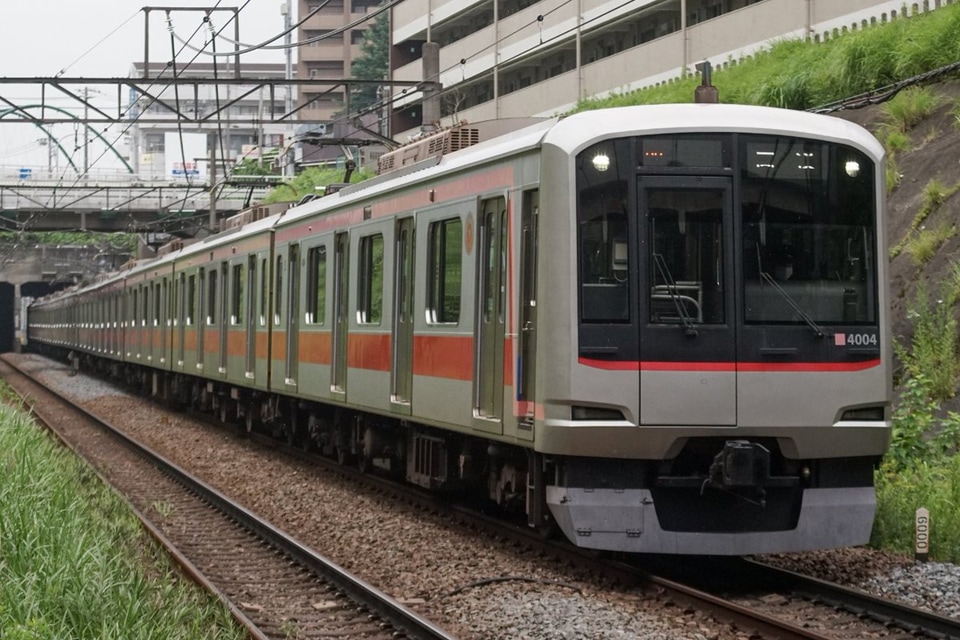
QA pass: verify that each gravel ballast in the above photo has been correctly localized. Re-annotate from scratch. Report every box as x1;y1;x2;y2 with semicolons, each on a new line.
13;353;960;636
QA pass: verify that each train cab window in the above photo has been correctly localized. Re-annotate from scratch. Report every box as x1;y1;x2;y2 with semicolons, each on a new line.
647;188;725;324
358;234;384;324
426;218;462;324
577;139;631;323
741;136;877;325
231;263;245;325
206;270;218;325
306;245;327;325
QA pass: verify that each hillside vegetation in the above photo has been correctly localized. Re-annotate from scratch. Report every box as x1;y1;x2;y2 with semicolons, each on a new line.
575;3;960;111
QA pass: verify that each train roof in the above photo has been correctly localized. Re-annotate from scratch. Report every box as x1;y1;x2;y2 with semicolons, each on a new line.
541;103;885;160
276;116;559;227
29;104;884;308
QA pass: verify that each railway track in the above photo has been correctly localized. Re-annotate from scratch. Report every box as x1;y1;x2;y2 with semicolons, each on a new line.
5;352;958;639
0;356;456;640
737;558;960;639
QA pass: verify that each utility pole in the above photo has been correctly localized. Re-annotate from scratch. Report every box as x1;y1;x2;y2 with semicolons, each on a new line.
208;133;218;233
83;87;90;176
281;1;294;178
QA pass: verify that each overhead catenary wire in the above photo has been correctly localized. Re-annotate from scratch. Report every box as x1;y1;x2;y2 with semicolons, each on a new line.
36;2;237;234
54;10;141;77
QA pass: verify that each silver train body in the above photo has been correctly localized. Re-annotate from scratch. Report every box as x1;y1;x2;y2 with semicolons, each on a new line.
27;104;891;554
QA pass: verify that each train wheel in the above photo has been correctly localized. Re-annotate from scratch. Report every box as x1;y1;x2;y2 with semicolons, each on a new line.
285;405;298;447
218;400;230;425
245;403;257;434
356;454;370;474
537;516;558;540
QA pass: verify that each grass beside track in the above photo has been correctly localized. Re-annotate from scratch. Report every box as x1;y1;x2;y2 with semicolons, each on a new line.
0;400;245;640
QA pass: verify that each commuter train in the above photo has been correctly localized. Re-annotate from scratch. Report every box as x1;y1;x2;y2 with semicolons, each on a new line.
26;103;891;555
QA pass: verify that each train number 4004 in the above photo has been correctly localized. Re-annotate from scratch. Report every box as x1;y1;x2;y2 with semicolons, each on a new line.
844;332;878;347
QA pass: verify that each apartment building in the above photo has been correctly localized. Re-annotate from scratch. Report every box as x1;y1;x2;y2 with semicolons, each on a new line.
390;0;950;136
297;0;383;121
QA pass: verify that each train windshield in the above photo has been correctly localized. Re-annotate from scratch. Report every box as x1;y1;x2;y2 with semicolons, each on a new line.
575;133;879;335
741;136;877;326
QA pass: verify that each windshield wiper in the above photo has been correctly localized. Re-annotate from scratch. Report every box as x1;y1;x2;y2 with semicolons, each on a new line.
653;253;698;336
759;271;825;338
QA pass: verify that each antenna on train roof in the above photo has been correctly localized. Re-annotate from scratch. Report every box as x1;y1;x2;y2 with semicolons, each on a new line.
694;61;719;104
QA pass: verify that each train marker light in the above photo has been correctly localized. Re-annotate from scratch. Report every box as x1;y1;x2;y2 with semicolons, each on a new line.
592;153;610;172
845;160;861;177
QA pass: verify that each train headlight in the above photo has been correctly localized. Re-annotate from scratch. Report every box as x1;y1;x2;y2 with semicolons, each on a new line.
844;160;861;177
592;153;610;172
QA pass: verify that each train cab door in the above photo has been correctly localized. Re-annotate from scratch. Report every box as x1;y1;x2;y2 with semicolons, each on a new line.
637;176;737;426
285;244;300;389
474;196;507;429
391;217;414;409
331;232;349;396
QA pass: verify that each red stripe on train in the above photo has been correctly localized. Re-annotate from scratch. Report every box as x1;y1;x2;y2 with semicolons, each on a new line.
578;357;881;372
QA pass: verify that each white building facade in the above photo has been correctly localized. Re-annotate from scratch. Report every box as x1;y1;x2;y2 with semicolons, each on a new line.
390;0;952;136
126;62;296;180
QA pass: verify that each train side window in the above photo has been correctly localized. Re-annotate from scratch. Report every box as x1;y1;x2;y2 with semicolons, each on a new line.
231;263;245;325
306;245;327;325
259;258;268;326
187;274;196;326
358;234;384;324
206;269;218;325
426;218;462;324
131;290;138;328
274;256;283;327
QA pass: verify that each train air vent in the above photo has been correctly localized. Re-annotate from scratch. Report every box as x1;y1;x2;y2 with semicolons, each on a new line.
376;122;480;175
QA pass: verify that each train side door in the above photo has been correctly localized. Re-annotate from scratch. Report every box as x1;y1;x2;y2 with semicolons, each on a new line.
391;217;414;409
197;268;205;371
245;255;257;380
219;262;229;375
160;276;170;364
285;243;300;388
474;196;507;427
331;232;349;395
638;176;737;426
517;190;539;435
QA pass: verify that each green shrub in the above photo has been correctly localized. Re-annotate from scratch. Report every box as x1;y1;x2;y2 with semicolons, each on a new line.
904;223;956;265
873;455;960;561
878;125;910;154
895;282;960;401
881;86;942;132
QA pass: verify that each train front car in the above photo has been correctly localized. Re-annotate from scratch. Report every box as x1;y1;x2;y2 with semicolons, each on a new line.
536;104;890;555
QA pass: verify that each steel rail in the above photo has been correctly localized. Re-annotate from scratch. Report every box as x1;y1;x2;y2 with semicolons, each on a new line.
3;356;457;640
744;558;960;640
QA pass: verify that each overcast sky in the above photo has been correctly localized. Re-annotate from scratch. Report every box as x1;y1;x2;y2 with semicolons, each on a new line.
0;1;293;169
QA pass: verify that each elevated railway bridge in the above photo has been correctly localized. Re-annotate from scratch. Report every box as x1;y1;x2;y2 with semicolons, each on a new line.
0;168;285;354
0;167;279;235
